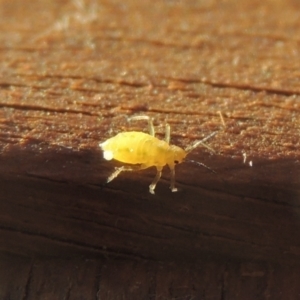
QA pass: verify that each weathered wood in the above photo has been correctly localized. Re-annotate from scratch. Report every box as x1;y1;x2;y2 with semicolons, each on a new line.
1;0;300;298
1;253;300;300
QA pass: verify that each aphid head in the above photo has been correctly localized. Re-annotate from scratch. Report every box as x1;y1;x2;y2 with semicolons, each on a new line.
170;145;187;166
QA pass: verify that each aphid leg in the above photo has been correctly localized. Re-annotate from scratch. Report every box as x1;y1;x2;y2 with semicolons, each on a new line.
128;115;155;136
164;123;170;144
148;117;155;136
170;168;178;192
107;165;141;183
149;166;163;194
107;166;125;183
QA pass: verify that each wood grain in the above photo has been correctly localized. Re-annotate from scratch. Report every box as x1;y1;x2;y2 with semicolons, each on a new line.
1;253;300;300
1;0;300;298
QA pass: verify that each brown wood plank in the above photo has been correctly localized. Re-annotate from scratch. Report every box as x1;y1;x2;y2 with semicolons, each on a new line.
1;0;300;298
1;254;300;300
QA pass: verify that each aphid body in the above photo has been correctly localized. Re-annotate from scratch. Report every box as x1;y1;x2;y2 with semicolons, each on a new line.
102;132;186;168
100;116;216;194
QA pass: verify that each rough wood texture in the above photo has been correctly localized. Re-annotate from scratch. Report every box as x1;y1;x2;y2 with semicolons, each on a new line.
1;253;300;300
1;0;300;298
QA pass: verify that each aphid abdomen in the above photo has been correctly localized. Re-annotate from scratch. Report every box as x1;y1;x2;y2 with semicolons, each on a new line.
100;131;169;166
138;137;170;167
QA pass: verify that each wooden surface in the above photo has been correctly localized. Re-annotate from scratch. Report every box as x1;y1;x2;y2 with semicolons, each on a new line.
1;0;300;299
1;253;300;300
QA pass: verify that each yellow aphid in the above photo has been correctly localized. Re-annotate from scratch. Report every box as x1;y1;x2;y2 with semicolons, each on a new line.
100;116;216;194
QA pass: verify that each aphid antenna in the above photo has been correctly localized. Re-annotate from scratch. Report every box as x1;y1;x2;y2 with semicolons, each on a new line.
185;131;218;154
185;159;217;174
